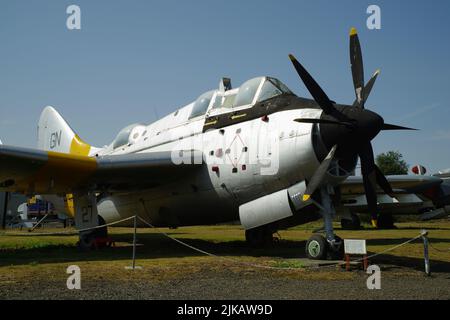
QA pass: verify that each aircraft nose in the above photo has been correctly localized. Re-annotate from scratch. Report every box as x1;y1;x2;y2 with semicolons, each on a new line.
318;107;384;150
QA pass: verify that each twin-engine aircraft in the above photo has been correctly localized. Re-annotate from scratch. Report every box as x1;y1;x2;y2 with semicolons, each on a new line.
0;28;418;259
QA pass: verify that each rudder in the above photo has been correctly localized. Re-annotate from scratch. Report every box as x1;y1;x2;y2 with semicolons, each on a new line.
37;106;93;156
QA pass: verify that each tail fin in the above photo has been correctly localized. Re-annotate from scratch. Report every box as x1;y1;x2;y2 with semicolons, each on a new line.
37;106;95;156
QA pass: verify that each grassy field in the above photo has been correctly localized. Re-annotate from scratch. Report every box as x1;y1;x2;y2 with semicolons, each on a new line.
0;219;449;288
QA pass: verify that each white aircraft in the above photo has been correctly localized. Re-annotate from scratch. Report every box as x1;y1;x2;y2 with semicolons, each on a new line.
0;28;418;259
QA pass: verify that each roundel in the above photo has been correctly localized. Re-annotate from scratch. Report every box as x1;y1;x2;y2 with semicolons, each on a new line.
411;165;427;175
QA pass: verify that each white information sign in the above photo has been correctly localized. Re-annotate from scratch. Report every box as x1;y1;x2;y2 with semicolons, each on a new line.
344;239;367;255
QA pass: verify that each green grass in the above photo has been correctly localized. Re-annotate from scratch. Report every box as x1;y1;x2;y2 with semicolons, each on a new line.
0;219;449;283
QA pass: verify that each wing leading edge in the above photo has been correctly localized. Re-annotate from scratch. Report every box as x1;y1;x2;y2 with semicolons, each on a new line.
0;145;202;194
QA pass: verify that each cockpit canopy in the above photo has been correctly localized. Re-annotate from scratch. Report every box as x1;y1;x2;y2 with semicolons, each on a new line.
188;77;292;119
189;90;215;119
112;123;147;149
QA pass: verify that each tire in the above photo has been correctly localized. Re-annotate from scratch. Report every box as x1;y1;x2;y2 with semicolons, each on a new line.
341;214;361;230
245;229;262;247
77;216;108;251
94;215;108;238
377;214;396;229
245;226;274;247
328;235;344;260
78;232;95;251
306;234;328;260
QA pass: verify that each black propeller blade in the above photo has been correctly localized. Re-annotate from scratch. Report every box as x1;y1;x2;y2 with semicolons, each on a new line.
288;54;336;115
352;69;380;107
295;118;416;132
294;118;354;128
375;165;394;196
382;123;418;131
358;142;379;225
302;145;338;202
350;27;365;108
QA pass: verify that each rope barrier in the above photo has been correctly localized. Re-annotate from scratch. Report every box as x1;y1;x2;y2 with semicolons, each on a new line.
136;215;425;271
428;240;450;253
3;213;434;272
4;216;136;236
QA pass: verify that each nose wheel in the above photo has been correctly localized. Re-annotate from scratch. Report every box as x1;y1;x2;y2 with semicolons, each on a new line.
306;234;328;259
306;234;344;260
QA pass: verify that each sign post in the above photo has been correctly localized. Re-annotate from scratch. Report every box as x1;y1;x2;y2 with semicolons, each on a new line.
344;239;368;271
421;230;431;276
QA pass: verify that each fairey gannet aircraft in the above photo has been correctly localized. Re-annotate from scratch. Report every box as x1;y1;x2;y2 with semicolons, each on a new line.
0;28;417;259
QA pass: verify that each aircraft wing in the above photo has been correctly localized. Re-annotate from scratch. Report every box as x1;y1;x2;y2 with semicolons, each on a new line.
0;145;203;194
340;175;443;195
339;175;444;217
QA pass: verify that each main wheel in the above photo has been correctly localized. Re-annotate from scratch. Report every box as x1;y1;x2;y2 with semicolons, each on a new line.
377;213;396;229
77;216;108;251
245;226;274;247
78;232;95;251
306;234;328;260
94;215;108;238
341;214;361;230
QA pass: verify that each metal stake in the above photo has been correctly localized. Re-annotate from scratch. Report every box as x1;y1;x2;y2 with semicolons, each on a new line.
132;214;137;269
421;229;431;276
126;215;142;270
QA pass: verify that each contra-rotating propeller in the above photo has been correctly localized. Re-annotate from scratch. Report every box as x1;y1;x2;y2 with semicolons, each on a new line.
290;27;417;227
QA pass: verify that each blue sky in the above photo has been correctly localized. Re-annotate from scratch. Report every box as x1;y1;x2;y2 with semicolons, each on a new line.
1;0;449;173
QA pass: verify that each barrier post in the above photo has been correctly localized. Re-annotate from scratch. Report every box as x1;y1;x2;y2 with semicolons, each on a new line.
132;215;137;269
421;229;431;276
126;215;142;270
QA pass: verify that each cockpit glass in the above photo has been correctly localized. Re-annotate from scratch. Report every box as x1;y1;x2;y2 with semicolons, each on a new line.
211;94;223;109
189;90;215;119
222;94;236;108
234;77;263;107
269;77;293;94
257;77;292;102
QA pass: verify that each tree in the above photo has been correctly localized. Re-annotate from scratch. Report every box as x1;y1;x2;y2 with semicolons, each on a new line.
375;151;409;175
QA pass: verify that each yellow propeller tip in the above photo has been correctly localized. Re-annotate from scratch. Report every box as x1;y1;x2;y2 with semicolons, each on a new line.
302;194;311;202
371;219;378;228
288;54;296;61
374;69;381;75
350;27;358;36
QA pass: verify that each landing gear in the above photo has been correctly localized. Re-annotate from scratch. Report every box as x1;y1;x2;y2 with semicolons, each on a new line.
341;213;361;230
78;216;108;251
245;225;274;247
306;234;344;260
305;186;344;260
377;213;396;229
